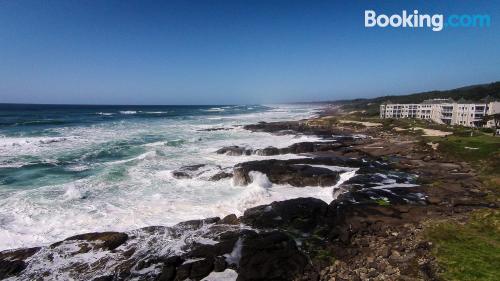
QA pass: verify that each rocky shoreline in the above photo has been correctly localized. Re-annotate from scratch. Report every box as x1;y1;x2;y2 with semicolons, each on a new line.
0;113;495;281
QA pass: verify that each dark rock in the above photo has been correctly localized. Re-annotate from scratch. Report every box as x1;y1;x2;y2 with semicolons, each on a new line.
218;214;240;225
175;217;220;230
253;146;280;156
157;265;176;281
237;231;308;281
0;259;27;279
172;171;190;179
233;159;340;187
175;258;213;281
0;249;37;279
213;256;227;272
54;232;128;251
285;142;315;153
197;127;232;131
243;121;334;138
0;247;40;261
171;164;207;179
186;236;238;260
216;146;252;156
242;197;329;232
209;172;233;181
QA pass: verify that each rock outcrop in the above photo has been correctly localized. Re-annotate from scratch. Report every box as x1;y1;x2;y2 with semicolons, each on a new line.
233;159;340;187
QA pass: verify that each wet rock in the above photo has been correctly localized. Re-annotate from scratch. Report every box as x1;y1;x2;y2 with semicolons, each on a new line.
197;127;232;131
171;164;207;179
0;249;36;280
152;256;184;281
233;159;340;187
54;232;128;251
253;146;280;156
250;142;348;156
175;258;214;280
172;171;191;179
218;214;240;225
174;217;220;230
208;171;233;181
280;141;345;154
284;142;315;153
242;197;329;232
243;121;335;138
186;235;239;260
237;231;308;281
0;247;40;279
0;260;27;279
0;247;40;261
213;256;227;272
216;146;252;156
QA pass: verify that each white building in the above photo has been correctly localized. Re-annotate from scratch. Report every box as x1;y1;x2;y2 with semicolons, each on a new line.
380;98;500;128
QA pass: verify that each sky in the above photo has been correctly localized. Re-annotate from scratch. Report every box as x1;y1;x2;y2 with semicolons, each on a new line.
0;0;499;105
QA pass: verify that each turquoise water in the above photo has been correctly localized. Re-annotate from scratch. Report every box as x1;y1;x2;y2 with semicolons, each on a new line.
0;104;323;250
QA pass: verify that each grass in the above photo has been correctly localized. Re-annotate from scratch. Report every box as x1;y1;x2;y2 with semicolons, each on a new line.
313;248;336;264
425;210;500;281
426;133;500;190
427;134;500;162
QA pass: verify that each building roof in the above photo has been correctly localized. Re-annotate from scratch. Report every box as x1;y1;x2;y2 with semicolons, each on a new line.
421;98;455;104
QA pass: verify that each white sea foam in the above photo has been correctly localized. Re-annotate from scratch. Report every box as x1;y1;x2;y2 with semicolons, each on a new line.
0;104;331;250
202;107;225;112
62;185;86;201
143;111;168;114
119;110;137;114
201;269;238;281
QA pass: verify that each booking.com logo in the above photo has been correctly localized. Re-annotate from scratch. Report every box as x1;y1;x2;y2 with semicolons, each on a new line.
365;10;491;31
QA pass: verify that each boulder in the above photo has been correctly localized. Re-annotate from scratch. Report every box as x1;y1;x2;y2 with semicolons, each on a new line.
253;146;280;156
216;146;252;156
175;258;214;281
241;197;329;232
208;172;233;181
218;214;240;225
171;164;207;179
237;231;308;281
51;232;128;251
174;217;220;230
233;159;340;187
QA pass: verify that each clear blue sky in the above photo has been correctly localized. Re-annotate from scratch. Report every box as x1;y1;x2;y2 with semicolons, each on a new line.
0;0;499;105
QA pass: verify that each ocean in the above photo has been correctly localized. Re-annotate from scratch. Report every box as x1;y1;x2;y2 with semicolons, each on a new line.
0;103;346;250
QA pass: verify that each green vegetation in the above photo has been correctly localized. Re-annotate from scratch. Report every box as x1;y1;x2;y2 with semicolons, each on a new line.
424;131;499;278
426;210;500;281
314;248;336;264
374;198;391;206
427;134;500;163
426;133;500;191
335;81;500;117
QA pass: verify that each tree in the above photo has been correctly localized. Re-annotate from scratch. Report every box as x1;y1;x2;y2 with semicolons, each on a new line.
481;113;500;136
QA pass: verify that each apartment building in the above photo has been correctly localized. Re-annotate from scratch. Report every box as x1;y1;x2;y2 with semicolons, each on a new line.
380;98;500;128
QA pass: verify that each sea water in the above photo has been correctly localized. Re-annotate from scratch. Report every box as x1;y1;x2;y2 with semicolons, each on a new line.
0;103;356;250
